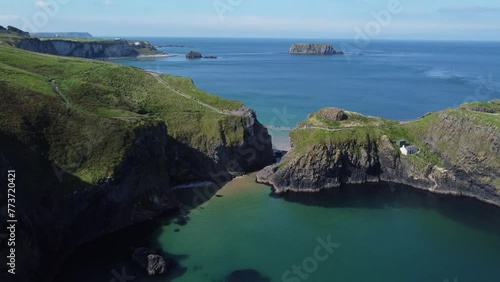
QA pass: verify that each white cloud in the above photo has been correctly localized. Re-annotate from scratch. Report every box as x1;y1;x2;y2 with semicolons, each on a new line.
34;0;50;8
101;0;117;7
439;6;500;14
0;15;20;22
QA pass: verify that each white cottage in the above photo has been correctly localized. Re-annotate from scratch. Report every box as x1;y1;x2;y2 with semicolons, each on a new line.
400;145;418;155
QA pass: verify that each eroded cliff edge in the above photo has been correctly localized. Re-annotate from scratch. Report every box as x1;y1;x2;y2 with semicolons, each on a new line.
257;103;500;206
0;25;163;58
0;45;273;282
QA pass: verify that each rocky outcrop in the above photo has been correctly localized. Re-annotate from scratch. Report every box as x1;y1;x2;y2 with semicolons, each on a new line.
289;43;343;55
258;108;500;206
168;108;274;186
319;108;347;121
16;38;140;58
7;25;30;36
186;51;202;59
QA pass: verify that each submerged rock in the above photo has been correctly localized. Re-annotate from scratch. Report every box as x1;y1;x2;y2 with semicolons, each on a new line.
225;269;271;282
204;55;217;59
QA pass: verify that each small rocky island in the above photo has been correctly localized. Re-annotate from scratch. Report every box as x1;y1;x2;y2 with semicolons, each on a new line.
186;51;218;59
289;43;343;55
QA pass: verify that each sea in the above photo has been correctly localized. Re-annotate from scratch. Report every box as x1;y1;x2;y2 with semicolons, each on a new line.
54;38;500;282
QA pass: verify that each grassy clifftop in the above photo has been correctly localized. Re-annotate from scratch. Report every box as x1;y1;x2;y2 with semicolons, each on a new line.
0;44;245;187
259;102;498;205
278;103;499;191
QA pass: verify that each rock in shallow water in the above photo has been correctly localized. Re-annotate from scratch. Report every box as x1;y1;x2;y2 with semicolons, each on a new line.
132;248;173;276
225;269;271;282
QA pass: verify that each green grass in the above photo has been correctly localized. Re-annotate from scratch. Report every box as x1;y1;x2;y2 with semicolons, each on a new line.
460;101;500;114
299;109;398;129
288;105;499;175
289;110;443;169
35;37;115;43
0;32;24;46
135;48;163;56
0;44;248;194
159;75;243;111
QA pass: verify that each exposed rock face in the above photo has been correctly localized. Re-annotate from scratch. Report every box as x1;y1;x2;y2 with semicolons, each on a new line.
168;108;274;186
186;51;202;59
1;111;273;282
319;108;348;121
289;43;343;55
7;25;30;36
0;61;273;282
0;25;6;31
258;110;500;206
16;38;139;58
0;120;172;282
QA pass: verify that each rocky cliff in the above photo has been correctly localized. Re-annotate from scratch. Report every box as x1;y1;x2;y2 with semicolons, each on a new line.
0;45;273;282
16;38;143;58
0;26;161;58
289;43;343;55
258;104;500;206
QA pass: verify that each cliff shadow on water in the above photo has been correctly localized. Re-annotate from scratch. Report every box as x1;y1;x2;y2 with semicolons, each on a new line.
277;182;500;238
52;183;229;282
52;218;190;282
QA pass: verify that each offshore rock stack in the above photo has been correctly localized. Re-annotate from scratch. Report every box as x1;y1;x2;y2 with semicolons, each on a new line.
289;43;344;55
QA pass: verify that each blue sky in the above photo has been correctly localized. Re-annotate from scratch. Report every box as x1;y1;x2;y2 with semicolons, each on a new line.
0;0;499;40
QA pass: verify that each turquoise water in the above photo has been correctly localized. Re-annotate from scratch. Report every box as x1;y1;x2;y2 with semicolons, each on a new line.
56;175;500;282
53;39;500;281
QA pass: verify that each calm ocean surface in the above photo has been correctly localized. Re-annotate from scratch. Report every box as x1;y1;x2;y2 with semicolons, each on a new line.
55;39;500;282
114;38;500;148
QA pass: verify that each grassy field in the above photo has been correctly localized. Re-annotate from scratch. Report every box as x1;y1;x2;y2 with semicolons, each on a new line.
35;37;115;43
289;106;499;170
0;44;245;191
0;32;24;46
299;109;398;128
460;101;500;114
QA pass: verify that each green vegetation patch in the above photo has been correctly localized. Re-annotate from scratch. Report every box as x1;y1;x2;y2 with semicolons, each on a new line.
289;110;444;169
299;108;398;129
0;44;248;193
159;75;243;111
460;101;500;114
